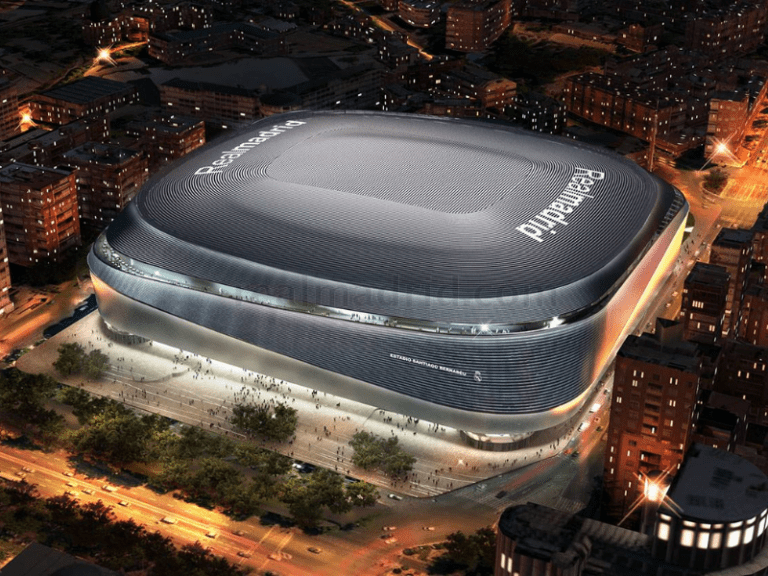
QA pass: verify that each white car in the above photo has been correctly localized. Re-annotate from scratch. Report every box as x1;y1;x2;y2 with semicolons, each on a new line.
387;493;403;501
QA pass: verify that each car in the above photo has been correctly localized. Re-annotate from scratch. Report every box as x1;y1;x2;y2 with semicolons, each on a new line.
66;481;77;487
161;517;177;524
232;529;245;536
118;500;130;507
383;537;397;544
383;526;396;531
205;530;217;539
64;490;78;496
596;426;603;432
21;467;34;473
82;488;94;495
308;547;322;554
14;471;27;478
102;484;117;492
237;551;251;558
387;493;403;500
422;526;436;531
571;450;580;458
63;471;74;477
495;490;508;499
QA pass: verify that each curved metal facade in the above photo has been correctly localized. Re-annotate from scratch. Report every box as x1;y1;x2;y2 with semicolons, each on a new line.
88;111;688;434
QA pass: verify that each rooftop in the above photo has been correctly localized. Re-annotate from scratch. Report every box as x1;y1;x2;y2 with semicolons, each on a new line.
40;77;132;105
667;443;768;523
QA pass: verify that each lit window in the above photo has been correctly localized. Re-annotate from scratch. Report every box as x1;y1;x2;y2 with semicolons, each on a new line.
727;530;741;548
697;532;710;549
657;523;670;541
680;529;695;547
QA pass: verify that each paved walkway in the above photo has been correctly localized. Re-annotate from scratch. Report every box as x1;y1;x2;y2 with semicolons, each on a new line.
17;312;609;498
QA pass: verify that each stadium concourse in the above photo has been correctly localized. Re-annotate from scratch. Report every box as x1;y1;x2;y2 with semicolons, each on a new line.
16;310;609;499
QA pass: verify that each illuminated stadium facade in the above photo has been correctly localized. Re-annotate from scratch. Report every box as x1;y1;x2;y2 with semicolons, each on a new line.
88;111;688;442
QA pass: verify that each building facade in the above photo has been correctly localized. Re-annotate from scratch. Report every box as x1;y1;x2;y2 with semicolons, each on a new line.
445;0;511;52
28;77;135;126
709;229;754;338
604;324;701;525
63;143;147;232
680;262;730;346
0;163;80;266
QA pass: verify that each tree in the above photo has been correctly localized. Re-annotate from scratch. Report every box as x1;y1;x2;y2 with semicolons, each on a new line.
54;343;109;379
231;401;297;442
703;168;728;194
442;527;496;576
344;481;379;507
84;349;109;379
348;431;415;478
54;342;86;376
0;370;64;438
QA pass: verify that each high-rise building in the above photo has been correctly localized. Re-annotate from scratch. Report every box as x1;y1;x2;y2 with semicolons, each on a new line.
0;218;13;317
445;0;511;52
713;340;768;425
709;228;754;338
0;70;20;142
680;262;730;345
124;114;205;173
738;278;768;347
63;143;147;232
0;163;80;266
604;321;701;525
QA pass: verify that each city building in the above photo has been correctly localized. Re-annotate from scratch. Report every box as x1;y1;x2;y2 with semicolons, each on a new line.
709;228;754;338
616;23;663;53
508;91;566;134
160;78;260;127
0;163;80;266
739;279;768;347
604;321;701;525
399;0;441;27
713;340;768;426
0;221;12;316
63;142;147;232
680;262;730;346
148;22;286;64
692;390;749;453
0;70;20;142
438;66;516;115
562;72;700;155
124;114;206;173
445;0;511;52
496;444;768;576
0;116;110;168
89;111;687;446
28;77;136;126
753;202;768;265
684;1;768;60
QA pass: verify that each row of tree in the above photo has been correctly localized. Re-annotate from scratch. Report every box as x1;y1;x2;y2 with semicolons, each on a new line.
0;482;247;575
230;401;298;442
59;392;378;527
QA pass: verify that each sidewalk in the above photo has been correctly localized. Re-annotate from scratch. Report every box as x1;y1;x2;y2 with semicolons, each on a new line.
16;312;606;498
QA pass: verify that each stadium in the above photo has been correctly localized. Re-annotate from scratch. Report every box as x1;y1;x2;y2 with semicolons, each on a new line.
88;110;687;445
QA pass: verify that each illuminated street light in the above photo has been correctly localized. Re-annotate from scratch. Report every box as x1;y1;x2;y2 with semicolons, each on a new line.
96;46;117;66
18;106;36;130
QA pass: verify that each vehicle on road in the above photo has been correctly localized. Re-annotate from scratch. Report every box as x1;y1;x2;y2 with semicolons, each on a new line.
387;493;403;500
64;490;78;496
82;488;94;495
161;517;177;524
495;490;507;499
205;530;217;539
382;526;396;531
66;481;77;487
21;467;34;473
63;471;74;477
383;537;397;544
237;551;251;558
102;484;117;492
308;547;322;554
571;450;580;458
422;526;436;531
14;471;27;478
118;500;130;507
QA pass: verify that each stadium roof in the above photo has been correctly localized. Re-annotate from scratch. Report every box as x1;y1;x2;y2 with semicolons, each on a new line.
106;111;679;325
